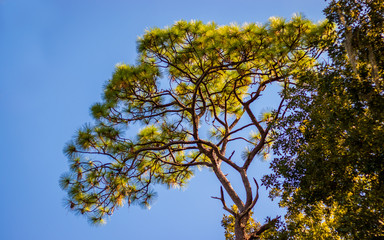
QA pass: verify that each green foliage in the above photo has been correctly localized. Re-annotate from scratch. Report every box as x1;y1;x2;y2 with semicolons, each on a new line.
60;17;330;237
264;0;384;238
259;202;342;240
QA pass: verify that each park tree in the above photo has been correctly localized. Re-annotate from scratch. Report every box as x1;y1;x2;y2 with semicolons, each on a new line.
60;17;330;240
265;0;384;238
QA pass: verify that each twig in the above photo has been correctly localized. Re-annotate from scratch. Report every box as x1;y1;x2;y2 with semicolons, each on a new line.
211;186;236;216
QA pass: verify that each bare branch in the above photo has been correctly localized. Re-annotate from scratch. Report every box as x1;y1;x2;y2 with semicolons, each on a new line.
211;186;236;216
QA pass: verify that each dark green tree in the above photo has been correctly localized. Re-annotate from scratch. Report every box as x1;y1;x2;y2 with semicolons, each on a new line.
60;17;330;240
265;0;384;238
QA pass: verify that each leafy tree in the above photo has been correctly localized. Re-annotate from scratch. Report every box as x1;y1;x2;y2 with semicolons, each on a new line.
60;17;329;240
265;0;384;238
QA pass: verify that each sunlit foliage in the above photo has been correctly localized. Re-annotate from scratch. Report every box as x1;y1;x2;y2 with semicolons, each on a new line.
61;16;330;239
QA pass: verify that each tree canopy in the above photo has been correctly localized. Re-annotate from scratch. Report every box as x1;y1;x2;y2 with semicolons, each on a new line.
265;0;384;238
60;16;330;240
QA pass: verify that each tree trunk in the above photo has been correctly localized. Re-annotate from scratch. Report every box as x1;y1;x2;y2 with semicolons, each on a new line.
234;212;250;240
234;219;247;240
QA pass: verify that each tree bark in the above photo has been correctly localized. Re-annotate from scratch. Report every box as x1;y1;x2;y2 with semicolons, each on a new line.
234;216;248;240
234;212;251;240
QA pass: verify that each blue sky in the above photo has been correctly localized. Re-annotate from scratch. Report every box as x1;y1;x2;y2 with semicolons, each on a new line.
0;1;327;239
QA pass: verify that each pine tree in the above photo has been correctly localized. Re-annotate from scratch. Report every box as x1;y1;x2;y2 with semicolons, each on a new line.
60;17;329;240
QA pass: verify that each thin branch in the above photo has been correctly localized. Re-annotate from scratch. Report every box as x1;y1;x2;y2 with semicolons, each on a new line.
211;186;236;216
239;178;260;219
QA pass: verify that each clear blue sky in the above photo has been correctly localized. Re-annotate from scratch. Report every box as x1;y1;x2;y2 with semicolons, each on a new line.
0;0;327;239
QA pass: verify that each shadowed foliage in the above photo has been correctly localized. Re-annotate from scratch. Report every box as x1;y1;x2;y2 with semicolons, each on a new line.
264;0;384;238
